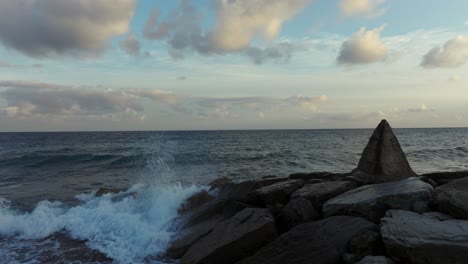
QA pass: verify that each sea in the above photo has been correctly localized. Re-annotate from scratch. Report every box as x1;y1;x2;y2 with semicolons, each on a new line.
0;128;467;263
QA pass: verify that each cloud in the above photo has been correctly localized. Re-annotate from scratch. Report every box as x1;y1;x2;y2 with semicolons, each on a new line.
337;25;388;65
195;95;327;119
143;0;310;63
120;34;142;56
0;80;182;120
339;0;387;18
0;61;44;69
0;0;136;58
408;104;431;113
421;36;468;68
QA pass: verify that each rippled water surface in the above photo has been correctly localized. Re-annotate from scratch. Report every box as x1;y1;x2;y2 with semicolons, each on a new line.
0;128;467;263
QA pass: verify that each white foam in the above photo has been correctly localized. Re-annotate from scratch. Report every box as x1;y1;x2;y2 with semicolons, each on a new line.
0;183;204;263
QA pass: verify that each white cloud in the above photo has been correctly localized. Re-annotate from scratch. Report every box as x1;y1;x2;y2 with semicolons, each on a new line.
143;0;310;63
421;36;468;68
337;25;388;65
0;80;181;119
211;0;310;51
408;104;430;113
0;0;136;58
339;0;387;18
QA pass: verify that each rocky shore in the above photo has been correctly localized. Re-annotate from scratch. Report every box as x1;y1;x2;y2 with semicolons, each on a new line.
163;120;468;264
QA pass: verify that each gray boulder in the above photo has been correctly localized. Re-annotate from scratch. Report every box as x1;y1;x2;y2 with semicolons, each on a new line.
323;177;433;222
422;171;468;186
350;119;416;184
278;197;319;231
291;181;357;210
237;216;376;264
434;177;468;219
356;256;395;264
180;208;277;264
381;210;468;264
248;179;304;209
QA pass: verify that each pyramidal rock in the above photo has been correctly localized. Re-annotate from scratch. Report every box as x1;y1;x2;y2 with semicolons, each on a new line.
350;120;416;183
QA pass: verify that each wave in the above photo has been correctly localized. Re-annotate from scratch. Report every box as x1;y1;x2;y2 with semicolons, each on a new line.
0;183;204;263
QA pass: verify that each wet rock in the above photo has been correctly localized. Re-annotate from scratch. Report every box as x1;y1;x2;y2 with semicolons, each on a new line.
349;230;385;258
180;208;277;264
208;177;232;190
434;177;468;219
381;210;468;264
323;177;433;222
289;172;349;182
178;190;216;214
350;120;416;184
356;256;395;264
291;181;357;211
248;180;304;209
215;181;263;202
95;187;124;197
422;171;468;186
237;216;376;264
278;197;319;231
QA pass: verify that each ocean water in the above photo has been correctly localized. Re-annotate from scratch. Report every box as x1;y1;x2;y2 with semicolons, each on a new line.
0;128;467;263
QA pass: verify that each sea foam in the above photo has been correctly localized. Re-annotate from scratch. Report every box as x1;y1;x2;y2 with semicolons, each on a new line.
0;183;204;263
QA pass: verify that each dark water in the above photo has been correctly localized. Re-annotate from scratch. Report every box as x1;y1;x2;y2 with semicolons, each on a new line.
0;128;467;263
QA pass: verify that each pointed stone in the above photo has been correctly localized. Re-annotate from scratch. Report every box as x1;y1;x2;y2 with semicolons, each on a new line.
351;120;416;183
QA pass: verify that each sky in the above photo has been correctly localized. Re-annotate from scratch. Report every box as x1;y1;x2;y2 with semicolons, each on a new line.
0;0;467;131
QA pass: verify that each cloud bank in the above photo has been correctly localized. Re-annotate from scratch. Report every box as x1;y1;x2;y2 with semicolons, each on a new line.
339;0;387;18
143;0;310;63
0;0;136;58
421;36;468;68
337;26;388;65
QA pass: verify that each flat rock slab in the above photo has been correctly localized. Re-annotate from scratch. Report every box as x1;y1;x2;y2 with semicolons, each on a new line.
423;171;468;185
181;208;277;264
237;216;376;264
356;256;395;264
291;181;357;210
381;210;468;264
323;177;433;222
249;179;304;207
434;177;468;219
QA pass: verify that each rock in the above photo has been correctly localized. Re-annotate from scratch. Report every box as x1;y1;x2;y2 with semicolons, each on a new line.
255;177;289;187
356;256;395;264
323;177;433;222
237;216;376;264
350;120;416;184
381;210;468;264
180;208;277;264
422;171;468;186
166;216;223;259
95;187;124;197
434;177;468;219
291;181;357;211
248;180;304;209
349;230;384;258
215;181;263;202
423;212;454;221
278;197;319;231
289;172;349;182
178;190;216;214
419;176;438;188
208;177;232;190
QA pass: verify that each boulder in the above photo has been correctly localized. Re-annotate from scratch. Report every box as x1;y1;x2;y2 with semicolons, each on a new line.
214;178;288;203
434;177;468;219
289;172;349;181
248;179;304;208
180;208;277;264
237;216;376;264
381;210;468;264
349;230;385;258
278;197;319;231
422;171;468;186
291;181;357;210
323;177;433;222
208;177;232;190
178;190;215;214
350;120;416;184
356;256;395;264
